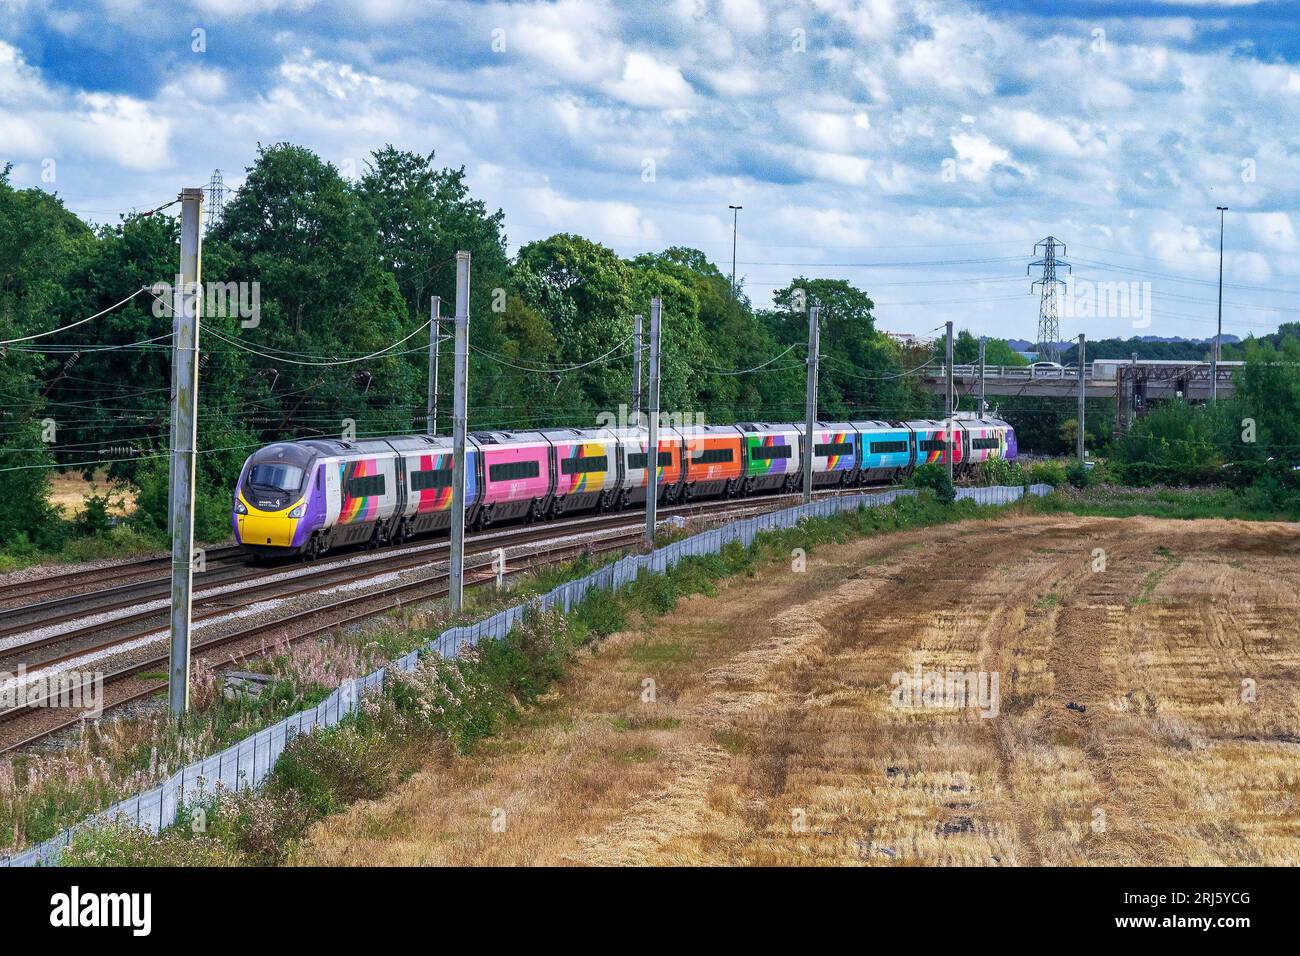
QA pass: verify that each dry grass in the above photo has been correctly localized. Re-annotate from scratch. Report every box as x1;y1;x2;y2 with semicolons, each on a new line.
293;515;1300;866
47;469;136;517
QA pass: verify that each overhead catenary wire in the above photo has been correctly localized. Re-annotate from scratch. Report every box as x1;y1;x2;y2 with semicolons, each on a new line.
471;334;635;373
0;287;150;345
205;323;432;366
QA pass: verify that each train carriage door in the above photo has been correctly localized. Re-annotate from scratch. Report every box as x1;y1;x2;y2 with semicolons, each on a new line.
324;460;342;525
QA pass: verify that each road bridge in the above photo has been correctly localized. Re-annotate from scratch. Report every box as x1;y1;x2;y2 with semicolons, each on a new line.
919;359;1240;433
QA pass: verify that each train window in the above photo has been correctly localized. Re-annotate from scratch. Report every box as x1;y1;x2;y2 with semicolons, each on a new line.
628;451;673;470
689;447;734;464
410;468;453;491
918;439;949;453
560;455;609;475
488;460;540;482
751;444;791;461
814;441;854;457
971;437;1001;450
346;474;385;497
869;440;909;455
249;463;305;493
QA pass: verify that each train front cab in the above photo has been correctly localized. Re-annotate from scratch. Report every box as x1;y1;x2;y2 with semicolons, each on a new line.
234;442;319;556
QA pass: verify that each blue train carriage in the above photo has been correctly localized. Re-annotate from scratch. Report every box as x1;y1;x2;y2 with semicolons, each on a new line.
851;420;915;482
906;419;965;471
807;421;858;488
737;422;802;495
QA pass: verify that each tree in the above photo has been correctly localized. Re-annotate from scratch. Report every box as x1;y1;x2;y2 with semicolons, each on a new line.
0;165;93;545
767;277;926;421
950;330;1028;366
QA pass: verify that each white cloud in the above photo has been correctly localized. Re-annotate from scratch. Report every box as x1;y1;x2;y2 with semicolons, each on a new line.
604;51;696;108
1;0;1296;339
950;132;1018;182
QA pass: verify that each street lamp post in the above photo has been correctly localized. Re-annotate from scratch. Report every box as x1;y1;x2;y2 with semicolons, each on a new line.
1213;206;1228;402
728;204;742;297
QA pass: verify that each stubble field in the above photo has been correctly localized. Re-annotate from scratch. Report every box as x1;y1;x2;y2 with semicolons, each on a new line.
295;514;1300;866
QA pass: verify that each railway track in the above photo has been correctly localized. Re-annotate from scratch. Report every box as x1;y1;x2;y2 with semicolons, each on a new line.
0;529;645;755
0;488;860;646
0;545;246;609
0;486;878;754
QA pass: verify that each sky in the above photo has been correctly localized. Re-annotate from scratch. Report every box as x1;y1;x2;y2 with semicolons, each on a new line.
2;0;1299;344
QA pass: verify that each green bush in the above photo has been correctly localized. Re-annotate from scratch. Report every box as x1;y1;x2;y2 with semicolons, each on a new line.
270;726;395;818
975;456;1025;487
1024;460;1067;488
1065;460;1092;488
62;821;239;867
907;462;955;502
573;588;628;639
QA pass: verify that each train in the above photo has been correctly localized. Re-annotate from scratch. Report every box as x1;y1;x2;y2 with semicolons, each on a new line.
233;417;1017;558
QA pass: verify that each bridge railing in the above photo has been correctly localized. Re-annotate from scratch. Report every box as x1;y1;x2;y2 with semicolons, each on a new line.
931;363;1102;381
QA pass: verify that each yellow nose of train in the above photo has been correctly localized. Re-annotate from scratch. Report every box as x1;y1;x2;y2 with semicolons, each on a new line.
235;492;302;548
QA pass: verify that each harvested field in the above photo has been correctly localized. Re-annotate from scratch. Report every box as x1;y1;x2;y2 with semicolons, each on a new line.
294;515;1300;866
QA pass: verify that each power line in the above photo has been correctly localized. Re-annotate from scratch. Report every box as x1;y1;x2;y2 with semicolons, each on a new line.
0;287;150;345
205;323;432;367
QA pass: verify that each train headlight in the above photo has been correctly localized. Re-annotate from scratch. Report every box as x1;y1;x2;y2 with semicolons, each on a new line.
234;500;248;515
288;504;305;519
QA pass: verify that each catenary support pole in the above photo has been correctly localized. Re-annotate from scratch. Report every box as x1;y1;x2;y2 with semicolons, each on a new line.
427;296;440;435
1212;206;1227;402
168;187;203;717
1077;333;1087;463
1131;351;1139;427
631;312;643;424
645;298;662;547
802;304;820;504
449;252;471;613
945;320;954;485
978;335;987;420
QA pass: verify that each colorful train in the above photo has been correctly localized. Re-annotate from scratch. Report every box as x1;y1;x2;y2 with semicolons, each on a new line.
233;417;1017;558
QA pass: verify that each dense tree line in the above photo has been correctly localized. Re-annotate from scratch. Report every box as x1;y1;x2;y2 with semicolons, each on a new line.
0;147;937;547
4;145;1298;552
